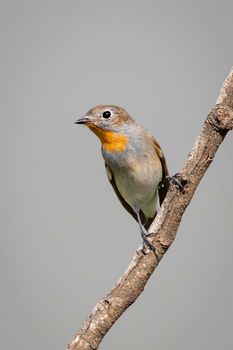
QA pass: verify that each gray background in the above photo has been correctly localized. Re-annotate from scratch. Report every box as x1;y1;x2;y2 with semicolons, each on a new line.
1;1;232;349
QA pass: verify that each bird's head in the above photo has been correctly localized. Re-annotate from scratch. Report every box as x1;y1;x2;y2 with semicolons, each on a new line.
75;105;135;152
75;105;134;130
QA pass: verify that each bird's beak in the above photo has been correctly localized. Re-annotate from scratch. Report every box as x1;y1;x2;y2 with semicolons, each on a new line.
74;116;91;125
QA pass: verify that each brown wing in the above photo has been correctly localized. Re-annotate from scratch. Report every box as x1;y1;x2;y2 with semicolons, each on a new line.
105;163;148;227
152;137;169;205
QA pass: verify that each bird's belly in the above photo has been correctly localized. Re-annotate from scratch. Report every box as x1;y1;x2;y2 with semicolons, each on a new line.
113;160;162;218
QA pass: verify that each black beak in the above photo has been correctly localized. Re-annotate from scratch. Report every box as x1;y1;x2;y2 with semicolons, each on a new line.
74;117;90;125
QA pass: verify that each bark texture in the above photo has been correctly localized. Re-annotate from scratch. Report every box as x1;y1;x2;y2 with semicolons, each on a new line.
67;68;233;350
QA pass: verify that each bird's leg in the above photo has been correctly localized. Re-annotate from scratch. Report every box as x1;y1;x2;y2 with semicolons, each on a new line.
135;210;155;253
144;213;157;238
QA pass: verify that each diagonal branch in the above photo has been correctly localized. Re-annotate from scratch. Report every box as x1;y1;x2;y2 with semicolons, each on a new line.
67;68;233;350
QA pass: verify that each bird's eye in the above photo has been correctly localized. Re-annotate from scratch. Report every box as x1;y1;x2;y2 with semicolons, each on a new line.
102;110;111;119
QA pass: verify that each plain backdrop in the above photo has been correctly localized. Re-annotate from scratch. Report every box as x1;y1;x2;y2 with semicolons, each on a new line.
1;1;232;349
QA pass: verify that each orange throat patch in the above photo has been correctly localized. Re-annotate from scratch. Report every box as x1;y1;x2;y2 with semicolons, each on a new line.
88;124;128;152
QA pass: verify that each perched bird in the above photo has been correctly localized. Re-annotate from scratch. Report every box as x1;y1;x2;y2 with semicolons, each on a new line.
75;105;169;251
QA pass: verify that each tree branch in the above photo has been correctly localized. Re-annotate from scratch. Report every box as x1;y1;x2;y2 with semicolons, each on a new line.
67;68;233;350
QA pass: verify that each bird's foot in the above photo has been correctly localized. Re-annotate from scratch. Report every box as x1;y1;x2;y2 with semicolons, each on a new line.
140;229;157;257
164;173;187;193
142;236;155;252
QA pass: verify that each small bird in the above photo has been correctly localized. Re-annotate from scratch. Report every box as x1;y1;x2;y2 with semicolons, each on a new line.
75;105;169;251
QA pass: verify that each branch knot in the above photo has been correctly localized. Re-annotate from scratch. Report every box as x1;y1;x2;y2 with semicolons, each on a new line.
207;105;233;134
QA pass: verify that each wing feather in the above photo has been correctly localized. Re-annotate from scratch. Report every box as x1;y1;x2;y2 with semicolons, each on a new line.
152;137;169;205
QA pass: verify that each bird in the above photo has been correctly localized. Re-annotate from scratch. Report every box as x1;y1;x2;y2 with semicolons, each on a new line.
75;105;169;252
